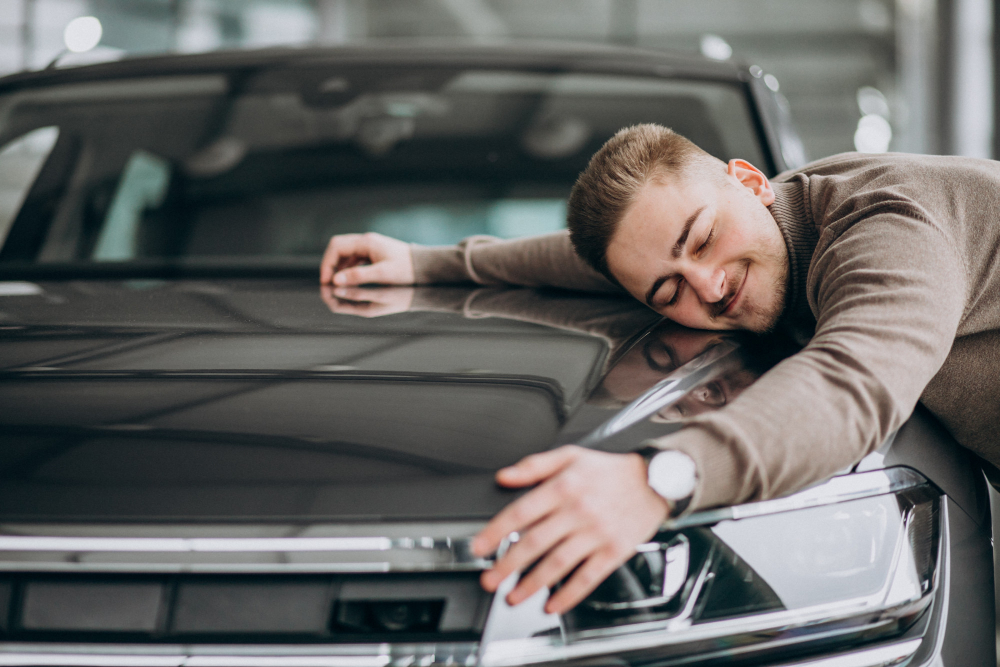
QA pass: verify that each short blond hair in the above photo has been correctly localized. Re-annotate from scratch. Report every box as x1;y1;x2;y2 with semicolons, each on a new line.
567;124;724;281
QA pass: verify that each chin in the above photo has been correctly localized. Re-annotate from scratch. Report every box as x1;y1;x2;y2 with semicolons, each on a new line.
744;318;777;335
741;301;784;334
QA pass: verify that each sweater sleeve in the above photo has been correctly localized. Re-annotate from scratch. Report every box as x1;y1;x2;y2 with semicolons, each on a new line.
409;231;622;294
657;210;968;512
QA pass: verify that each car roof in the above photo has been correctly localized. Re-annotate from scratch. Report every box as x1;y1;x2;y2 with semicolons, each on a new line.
0;40;750;94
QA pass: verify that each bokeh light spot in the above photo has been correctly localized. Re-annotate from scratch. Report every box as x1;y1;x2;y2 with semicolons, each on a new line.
64;16;103;53
854;114;893;153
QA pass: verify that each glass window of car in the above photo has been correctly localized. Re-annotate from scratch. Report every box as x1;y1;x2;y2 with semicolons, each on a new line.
0;126;59;249
0;68;767;265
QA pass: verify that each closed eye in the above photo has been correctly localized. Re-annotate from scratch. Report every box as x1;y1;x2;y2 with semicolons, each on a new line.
665;278;683;307
697;228;715;256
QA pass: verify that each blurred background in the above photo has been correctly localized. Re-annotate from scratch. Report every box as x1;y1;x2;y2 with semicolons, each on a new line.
0;0;994;162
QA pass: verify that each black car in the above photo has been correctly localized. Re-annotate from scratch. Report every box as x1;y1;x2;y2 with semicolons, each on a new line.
0;43;992;667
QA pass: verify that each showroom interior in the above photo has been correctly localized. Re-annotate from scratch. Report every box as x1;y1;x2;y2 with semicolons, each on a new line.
0;0;996;162
1;1;999;665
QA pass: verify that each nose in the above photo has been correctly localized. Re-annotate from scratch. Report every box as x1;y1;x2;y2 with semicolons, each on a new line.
684;263;727;304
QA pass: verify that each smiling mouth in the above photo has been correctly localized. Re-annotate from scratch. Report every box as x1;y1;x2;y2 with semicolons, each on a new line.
721;265;748;317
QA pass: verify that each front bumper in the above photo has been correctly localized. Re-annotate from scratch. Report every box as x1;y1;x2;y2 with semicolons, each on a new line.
0;467;954;667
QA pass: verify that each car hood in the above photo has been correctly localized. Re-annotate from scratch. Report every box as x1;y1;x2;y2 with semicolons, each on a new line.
0;279;788;522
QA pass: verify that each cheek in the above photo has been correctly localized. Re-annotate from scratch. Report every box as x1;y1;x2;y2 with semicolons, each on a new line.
717;224;753;258
664;295;711;328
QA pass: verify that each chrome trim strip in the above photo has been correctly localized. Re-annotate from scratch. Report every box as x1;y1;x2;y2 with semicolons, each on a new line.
664;466;929;530
0;637;924;667
0;656;390;666
0;643;480;667
772;638;922;667
479;592;931;667
0;537;394;552
0;527;491;573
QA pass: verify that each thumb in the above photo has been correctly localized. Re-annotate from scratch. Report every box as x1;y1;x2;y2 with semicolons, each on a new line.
496;445;579;487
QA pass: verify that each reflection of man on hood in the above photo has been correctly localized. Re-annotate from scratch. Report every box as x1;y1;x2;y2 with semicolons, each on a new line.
323;285;793;421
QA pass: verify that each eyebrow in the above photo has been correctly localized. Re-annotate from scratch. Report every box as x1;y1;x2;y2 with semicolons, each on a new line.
671;206;705;259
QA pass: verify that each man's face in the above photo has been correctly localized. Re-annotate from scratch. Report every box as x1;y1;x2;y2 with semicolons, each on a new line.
606;160;789;333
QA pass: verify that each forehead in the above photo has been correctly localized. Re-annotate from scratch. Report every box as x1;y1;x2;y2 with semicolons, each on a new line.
606;175;714;277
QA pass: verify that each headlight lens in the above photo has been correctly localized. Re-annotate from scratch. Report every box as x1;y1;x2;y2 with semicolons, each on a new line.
479;467;940;667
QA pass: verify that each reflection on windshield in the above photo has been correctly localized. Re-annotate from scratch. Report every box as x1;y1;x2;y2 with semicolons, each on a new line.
92;150;171;260
0;126;60;249
0;68;764;265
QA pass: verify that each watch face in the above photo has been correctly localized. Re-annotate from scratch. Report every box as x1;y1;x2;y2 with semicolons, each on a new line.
648;450;698;501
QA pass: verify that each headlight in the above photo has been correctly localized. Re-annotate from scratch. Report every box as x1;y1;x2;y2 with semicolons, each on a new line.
479;467;940;667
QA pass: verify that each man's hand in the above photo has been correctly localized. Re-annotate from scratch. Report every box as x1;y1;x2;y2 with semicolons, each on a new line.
320;232;415;286
320;285;415;317
472;445;670;614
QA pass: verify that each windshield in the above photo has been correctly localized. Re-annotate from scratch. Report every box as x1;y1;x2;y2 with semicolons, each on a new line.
0;66;766;268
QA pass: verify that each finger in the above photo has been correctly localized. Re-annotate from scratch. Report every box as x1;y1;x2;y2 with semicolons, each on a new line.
332;263;391;286
328;301;381;317
334;255;368;273
320;236;350;284
332;286;384;303
507;531;601;606
319;285;338;309
321;285;382;316
472;482;564;561
495;445;580;488
320;234;366;284
481;510;578;594
545;547;630;614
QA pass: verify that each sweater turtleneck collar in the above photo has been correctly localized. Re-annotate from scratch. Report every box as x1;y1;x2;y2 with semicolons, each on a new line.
768;178;819;327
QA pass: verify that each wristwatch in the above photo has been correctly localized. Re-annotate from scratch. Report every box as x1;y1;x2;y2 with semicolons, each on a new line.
637;446;698;518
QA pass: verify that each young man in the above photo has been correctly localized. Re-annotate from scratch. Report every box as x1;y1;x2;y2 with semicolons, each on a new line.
319;123;1000;615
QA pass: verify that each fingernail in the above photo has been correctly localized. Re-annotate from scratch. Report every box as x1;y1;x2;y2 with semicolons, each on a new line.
471;537;485;556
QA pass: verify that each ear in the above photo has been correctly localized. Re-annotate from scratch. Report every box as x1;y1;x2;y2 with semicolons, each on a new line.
727;159;775;206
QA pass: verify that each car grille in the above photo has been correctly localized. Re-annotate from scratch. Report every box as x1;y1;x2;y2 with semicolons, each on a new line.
0;522;494;659
2;572;488;643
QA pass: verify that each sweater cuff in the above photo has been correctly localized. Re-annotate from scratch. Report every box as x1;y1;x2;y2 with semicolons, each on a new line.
410;244;475;285
644;426;746;513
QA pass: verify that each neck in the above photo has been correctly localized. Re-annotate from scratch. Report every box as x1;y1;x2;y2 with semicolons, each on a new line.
767;179;819;331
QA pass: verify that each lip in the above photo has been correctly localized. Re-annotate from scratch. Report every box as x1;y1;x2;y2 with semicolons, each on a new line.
722;266;748;317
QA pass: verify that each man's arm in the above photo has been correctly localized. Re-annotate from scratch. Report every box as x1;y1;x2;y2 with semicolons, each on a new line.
320;230;621;294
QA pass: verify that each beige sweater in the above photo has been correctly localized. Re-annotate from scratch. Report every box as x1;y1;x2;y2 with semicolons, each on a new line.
411;152;1000;512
